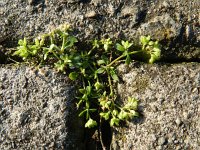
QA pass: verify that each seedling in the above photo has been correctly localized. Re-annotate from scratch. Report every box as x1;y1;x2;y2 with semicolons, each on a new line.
14;24;161;129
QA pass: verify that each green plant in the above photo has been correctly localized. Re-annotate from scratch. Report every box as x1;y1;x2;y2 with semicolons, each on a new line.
140;35;161;64
13;24;161;129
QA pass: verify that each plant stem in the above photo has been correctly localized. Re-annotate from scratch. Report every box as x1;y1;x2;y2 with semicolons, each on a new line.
107;50;141;67
107;55;124;67
8;57;20;64
99;118;107;150
87;48;94;55
61;36;66;52
50;35;54;44
52;51;60;60
130;50;142;54
107;72;113;97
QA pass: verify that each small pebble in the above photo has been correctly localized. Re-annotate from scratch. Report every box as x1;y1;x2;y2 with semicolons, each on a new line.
151;134;157;141
175;118;182;126
157;145;162;150
162;1;170;8
85;11;97;18
174;140;179;144
158;137;166;145
151;105;158;112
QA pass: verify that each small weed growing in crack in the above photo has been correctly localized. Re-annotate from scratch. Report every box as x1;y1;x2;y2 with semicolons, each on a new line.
13;24;161;129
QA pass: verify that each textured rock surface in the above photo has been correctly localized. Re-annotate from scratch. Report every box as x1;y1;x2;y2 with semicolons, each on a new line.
0;0;199;61
0;65;84;149
111;62;200;150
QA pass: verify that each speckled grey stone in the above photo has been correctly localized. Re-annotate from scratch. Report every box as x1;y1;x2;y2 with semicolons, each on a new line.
175;117;182;126
0;0;199;61
111;62;200;150
158;137;167;146
0;65;84;150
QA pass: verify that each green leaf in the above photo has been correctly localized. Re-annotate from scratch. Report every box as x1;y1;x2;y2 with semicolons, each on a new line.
101;55;109;65
124;97;138;110
94;81;103;90
13;46;29;60
97;60;106;65
14;38;30;60
35;38;40;46
141;37;161;64
148;41;154;46
85;118;97;128
40;35;46;46
59;24;71;32
43;46;54;60
149;46;161;64
49;44;55;51
112;109;118;116
100;111;110;120
140;35;150;46
116;43;125;51
125;54;131;65
104;45;109;51
99;100;107;107
82;94;88;101
104;101;111;109
96;67;105;74
79;109;87;117
63;36;78;49
89;108;97;112
23;38;27;46
110;117;120;126
118;110;129;120
92;39;100;49
59;30;69;38
86;82;92;95
122;40;133;50
44;53;48;60
110;69;119;81
31;46;38;55
70;36;78;43
101;38;112;51
99;99;111;109
76;99;83;108
18;39;24;46
79;88;86;94
129;110;139;118
69;72;78;80
111;73;119;81
60;54;72;64
54;61;66;72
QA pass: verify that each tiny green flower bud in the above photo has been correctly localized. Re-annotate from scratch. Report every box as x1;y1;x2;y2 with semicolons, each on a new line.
85;118;97;128
94;81;103;90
